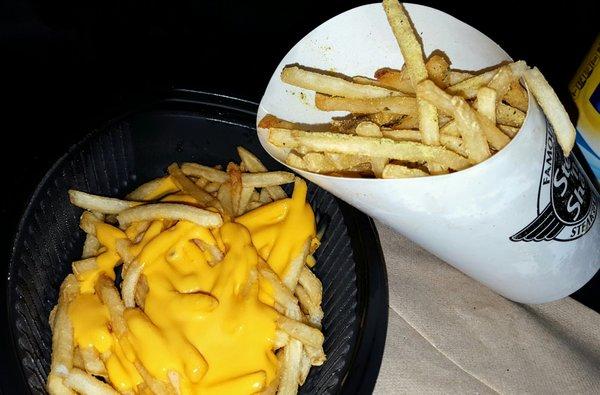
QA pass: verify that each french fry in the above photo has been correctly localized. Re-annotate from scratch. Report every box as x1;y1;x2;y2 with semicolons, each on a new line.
237;187;255;215
383;0;441;145
476;87;498;123
503;81;529;112
439;120;461;137
122;260;143;308
117;203;223;228
368;111;405;126
73;347;84;370
299;266;322;306
258;188;273;204
69;190;142;214
274;330;290;349
277;339;302;395
298;351;311;386
282;240;310;291
240;172;296;188
382;164;428;178
135;274;149;309
258;114;299;130
79;211;101;235
416;80;490;162
295;285;323;327
167;163;218;208
354;121;382;137
303;344;326;366
447;61;527;99
269;128;471;170
237;147;287;201
181;163;229;183
370;157;389;177
497;103;526;127
204;181;221;193
303;153;336;173
391;113;419;129
193;239;223;266
352;75;408;92
447;70;474;85
259;262;302;320
285;153;307;171
63;368;119;395
487;64;518;100
47;275;79;395
475;112;511;150
72;258;98;277
426;54;450;88
227;163;243;216
134;361;176;395
217;183;235;217
281;65;400;98
80;346;107;377
498;124;519;138
126;177;179;201
95;275;127;337
82;234;100;258
278;316;324;349
315;93;417;115
374;67;414;93
524;66;575;155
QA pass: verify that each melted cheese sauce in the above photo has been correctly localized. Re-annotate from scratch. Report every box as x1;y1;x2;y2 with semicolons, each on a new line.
68;179;316;394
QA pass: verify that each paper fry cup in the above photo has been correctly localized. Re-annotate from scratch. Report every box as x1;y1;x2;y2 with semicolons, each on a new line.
257;3;600;303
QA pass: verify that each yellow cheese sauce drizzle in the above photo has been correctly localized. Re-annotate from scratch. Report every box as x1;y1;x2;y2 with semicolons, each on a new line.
68;179;316;394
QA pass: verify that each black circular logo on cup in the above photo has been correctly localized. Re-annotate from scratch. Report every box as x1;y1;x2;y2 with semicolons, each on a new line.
510;120;598;242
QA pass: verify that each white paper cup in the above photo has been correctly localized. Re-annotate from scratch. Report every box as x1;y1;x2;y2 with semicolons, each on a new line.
257;3;600;303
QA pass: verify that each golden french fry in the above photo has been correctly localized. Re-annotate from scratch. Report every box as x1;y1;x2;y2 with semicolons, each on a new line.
487;64;517;99
192;239;223;266
134;361;176;395
416;80;490;162
426;54;450;88
258;114;299;130
227;163;243;216
237;187;255;215
278;316;324;349
281;65;400;98
439;120;460;137
447;70;473;85
370;157;389;177
126;177;179;201
354;121;382;137
47;275;79;395
418;99;440;145
72;258;98;277
95;275;127;336
285;152;307;171
498;124;519;137
497;103;526;127
524;66;575;155
447;61;527;99
80;346;107;377
352;75;407;92
217;183;235;217
73;347;84;370
63;368;119;395
303;153;336;173
237;147;288;201
298;266;322;305
474;112;511;151
117;203;222;228
69;190;142;214
368;111;405;126
180;163;229;183
295;285;323;328
503;81;529;112
82;234;100;258
274;330;290;349
204;181;221;193
374;67;414;93
476;86;498;123
298;350;311;386
79;211;101;235
259;262;302;320
382;164;428;178
269;128;471;170
167;163;218;207
277;339;302;395
314;93;417;115
282;239;310;291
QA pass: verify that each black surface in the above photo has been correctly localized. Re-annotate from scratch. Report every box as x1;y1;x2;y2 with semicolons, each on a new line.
6;91;388;394
1;0;598;393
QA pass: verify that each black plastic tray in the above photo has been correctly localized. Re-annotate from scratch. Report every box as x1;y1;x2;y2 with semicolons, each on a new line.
6;90;388;394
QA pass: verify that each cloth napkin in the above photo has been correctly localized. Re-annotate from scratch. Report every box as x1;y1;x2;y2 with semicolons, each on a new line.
373;221;600;394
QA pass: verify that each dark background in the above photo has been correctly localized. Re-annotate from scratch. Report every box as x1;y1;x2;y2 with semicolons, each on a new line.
1;0;598;392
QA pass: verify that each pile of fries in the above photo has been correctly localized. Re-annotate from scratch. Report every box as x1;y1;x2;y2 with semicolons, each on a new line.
47;147;326;395
260;0;576;178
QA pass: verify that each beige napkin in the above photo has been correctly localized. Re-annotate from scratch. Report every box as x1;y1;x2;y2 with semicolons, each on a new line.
373;221;600;394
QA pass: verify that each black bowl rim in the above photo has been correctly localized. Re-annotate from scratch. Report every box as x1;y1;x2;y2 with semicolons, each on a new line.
6;89;388;394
